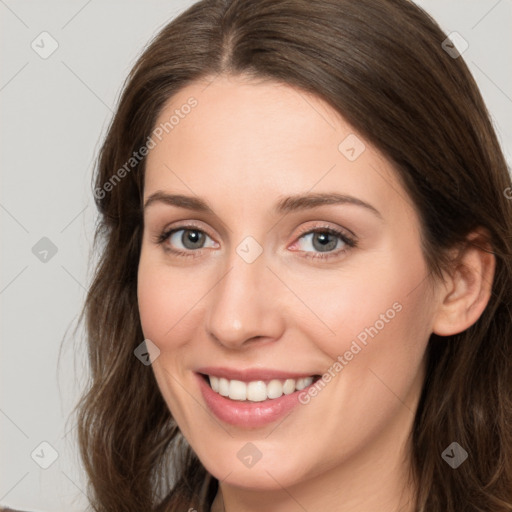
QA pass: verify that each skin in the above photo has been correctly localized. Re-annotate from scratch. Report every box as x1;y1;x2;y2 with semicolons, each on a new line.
137;74;495;512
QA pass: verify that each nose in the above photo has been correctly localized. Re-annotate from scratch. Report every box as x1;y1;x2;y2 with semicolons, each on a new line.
205;246;285;350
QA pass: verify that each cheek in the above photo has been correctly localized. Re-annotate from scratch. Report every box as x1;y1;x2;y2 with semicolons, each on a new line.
285;250;432;469
137;261;168;342
136;253;204;416
137;252;188;345
137;249;215;356
296;237;433;377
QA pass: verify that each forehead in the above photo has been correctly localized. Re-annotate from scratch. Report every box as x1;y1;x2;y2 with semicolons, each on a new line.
144;75;414;223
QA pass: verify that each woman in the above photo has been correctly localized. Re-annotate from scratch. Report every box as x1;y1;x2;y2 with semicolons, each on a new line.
74;0;512;511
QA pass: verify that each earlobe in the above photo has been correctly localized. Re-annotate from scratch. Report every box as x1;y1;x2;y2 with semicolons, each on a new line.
432;229;496;337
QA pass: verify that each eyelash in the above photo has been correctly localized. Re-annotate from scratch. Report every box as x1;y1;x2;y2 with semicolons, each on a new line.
153;223;357;261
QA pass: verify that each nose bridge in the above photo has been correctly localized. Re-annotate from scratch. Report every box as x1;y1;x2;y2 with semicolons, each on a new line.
205;236;283;348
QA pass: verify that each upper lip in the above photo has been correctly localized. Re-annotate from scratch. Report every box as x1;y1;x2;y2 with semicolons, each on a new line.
196;366;319;382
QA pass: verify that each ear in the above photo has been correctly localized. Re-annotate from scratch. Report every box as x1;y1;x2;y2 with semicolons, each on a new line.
432;228;496;337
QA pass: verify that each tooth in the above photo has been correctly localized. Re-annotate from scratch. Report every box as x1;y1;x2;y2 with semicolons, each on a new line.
283;379;296;395
295;377;313;390
247;381;267;402
209;375;219;392
208;375;315;401
218;377;230;397
267;379;284;399
302;376;313;388
229;379;247;401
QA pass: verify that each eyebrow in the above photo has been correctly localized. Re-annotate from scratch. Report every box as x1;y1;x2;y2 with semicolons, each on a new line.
143;191;382;219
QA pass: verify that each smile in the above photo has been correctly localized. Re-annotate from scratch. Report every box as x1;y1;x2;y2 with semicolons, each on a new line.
196;371;323;428
205;374;320;401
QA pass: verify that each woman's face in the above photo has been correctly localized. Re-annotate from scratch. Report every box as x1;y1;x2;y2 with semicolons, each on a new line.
137;74;439;493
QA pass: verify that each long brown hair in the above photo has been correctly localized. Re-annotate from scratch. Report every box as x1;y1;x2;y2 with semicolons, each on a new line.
74;0;512;510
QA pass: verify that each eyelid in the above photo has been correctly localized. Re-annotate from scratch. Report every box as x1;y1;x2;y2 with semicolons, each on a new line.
292;222;357;243
155;221;218;247
156;220;214;240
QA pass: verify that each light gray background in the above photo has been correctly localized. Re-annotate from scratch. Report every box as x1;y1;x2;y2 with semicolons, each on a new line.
1;1;511;510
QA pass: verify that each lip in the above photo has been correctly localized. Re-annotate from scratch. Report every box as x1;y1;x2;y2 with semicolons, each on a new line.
195;371;320;428
195;366;318;383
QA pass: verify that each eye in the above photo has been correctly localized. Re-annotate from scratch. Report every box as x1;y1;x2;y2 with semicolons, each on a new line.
154;223;357;261
292;225;357;260
154;224;217;258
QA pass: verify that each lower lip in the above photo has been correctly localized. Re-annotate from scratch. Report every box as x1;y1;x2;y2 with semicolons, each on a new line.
196;373;315;428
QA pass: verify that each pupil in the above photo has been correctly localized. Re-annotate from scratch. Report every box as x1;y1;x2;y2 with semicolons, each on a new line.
183;230;204;249
313;232;336;252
